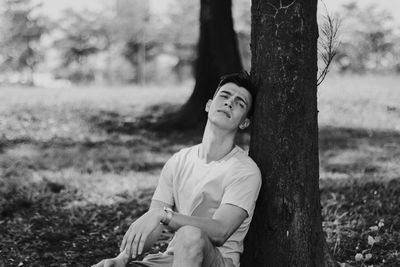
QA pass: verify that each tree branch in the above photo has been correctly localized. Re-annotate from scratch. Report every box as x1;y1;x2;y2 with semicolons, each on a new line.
317;2;340;86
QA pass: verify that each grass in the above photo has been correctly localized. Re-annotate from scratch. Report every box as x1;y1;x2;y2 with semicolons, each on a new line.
318;74;400;131
0;75;400;266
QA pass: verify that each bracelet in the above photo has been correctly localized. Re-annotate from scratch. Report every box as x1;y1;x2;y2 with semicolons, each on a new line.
161;207;173;226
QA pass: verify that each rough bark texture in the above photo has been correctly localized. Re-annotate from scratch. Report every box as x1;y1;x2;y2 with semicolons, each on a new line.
242;0;335;266
155;0;242;130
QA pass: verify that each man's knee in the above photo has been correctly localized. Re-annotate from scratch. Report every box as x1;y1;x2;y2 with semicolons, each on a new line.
175;225;206;254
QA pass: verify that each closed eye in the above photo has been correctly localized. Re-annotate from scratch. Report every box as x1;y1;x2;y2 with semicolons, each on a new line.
235;99;246;109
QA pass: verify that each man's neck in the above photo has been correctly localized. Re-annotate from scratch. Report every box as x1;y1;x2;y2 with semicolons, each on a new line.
199;121;236;164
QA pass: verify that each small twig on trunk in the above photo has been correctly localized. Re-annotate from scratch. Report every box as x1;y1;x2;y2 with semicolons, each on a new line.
317;2;340;86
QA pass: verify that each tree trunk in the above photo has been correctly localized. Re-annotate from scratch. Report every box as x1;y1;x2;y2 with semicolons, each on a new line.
26;41;35;86
155;0;242;130
136;40;146;85
242;0;336;266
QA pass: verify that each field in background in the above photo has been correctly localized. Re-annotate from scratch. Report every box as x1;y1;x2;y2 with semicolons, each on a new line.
319;75;400;131
0;75;399;266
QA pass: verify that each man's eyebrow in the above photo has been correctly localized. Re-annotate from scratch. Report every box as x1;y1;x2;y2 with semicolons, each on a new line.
236;96;248;106
220;90;248;105
219;90;232;96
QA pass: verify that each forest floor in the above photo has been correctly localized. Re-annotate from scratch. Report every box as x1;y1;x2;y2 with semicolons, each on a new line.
0;75;400;267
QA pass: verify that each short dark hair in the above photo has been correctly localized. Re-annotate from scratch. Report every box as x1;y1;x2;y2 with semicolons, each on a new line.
215;70;257;118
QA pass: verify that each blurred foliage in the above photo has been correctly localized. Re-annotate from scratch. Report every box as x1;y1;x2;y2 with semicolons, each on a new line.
0;0;49;85
333;2;400;73
1;0;400;85
52;0;200;85
53;9;111;84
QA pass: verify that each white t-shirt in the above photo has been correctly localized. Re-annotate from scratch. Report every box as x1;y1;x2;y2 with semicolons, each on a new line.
152;144;262;267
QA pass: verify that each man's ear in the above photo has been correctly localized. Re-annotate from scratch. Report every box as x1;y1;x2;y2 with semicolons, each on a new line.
239;118;250;130
205;99;212;112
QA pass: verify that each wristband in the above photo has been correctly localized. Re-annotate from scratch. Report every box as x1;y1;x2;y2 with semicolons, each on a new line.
161;207;173;226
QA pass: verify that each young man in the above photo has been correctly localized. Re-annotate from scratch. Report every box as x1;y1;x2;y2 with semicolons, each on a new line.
92;71;261;267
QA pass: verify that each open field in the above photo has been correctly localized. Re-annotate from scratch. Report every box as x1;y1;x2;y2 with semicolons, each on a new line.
0;75;400;266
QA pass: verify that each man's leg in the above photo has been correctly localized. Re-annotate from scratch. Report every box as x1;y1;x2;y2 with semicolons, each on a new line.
128;253;173;267
93;250;174;267
173;225;229;267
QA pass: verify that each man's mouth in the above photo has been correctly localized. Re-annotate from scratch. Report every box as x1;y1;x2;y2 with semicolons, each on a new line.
217;110;231;118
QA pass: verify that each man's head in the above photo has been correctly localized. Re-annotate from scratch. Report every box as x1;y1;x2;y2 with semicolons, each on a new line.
206;71;257;131
214;71;257;118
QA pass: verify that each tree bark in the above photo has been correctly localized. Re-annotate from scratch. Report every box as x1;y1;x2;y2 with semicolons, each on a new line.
155;0;242;130
242;0;336;266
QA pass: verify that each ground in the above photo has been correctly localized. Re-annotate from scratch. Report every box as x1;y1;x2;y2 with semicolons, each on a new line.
0;76;399;266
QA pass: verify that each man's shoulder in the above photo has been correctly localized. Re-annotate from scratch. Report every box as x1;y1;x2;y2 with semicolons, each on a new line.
232;147;260;169
228;146;261;179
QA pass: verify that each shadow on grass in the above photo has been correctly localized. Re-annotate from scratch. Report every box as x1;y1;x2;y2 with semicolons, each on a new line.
319;126;400;151
319;126;400;182
0;103;202;177
89;102;201;136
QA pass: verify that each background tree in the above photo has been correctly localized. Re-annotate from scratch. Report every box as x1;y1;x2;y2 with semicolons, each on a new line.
156;0;243;130
112;0;198;84
242;0;336;266
115;0;151;85
0;0;48;85
233;0;252;71
161;0;199;83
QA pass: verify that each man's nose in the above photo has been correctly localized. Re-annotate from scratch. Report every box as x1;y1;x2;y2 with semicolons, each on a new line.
224;101;233;109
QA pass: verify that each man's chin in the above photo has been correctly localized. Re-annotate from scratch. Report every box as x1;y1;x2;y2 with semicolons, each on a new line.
209;118;238;131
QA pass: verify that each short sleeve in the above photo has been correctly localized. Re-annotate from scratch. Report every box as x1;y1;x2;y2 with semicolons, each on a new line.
220;169;261;217
152;154;178;206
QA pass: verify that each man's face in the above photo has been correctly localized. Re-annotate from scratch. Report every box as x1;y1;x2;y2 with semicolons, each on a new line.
206;82;252;131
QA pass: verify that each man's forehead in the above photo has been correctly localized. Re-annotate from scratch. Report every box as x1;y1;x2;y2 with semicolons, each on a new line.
218;83;252;101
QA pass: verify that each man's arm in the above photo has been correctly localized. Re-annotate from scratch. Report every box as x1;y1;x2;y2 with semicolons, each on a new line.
121;198;248;258
166;202;247;246
93;202;245;267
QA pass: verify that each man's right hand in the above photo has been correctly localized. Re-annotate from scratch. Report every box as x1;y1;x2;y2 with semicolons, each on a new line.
119;208;165;259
